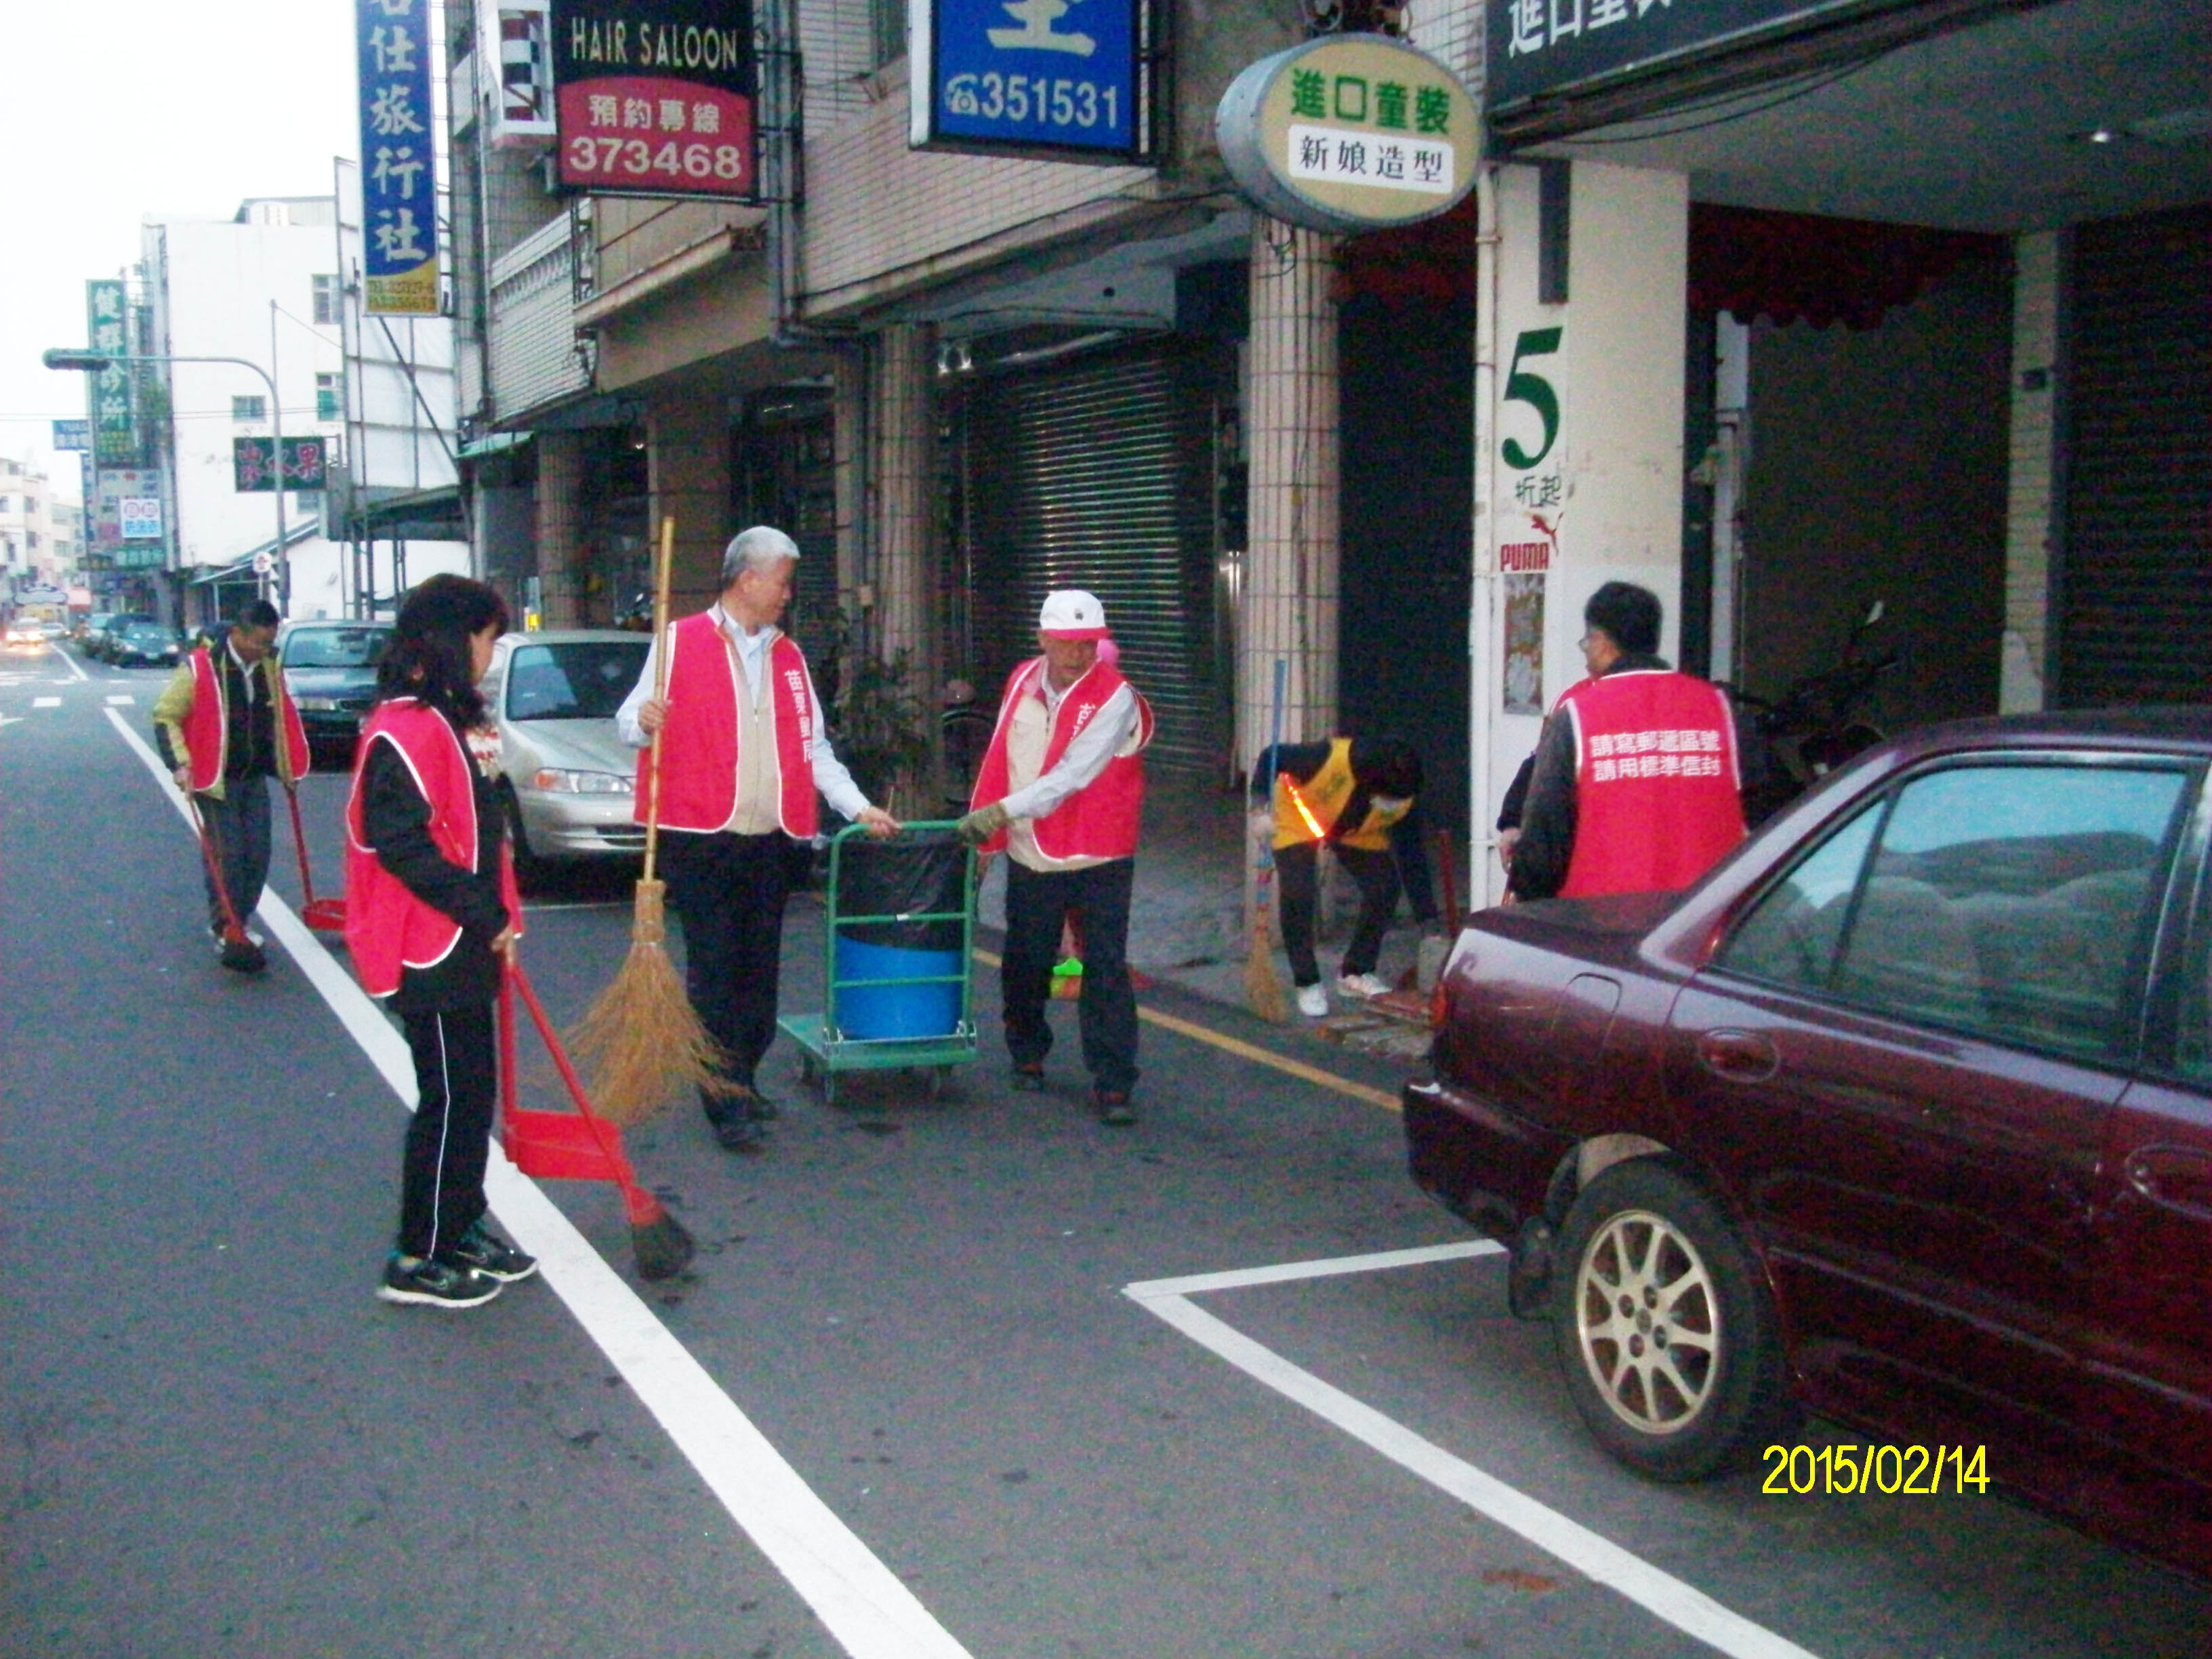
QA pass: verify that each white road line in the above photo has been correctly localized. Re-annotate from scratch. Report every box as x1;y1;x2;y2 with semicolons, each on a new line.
34;697;61;708
106;693;136;705
58;649;89;683
1124;1252;1824;1659
103;708;979;1659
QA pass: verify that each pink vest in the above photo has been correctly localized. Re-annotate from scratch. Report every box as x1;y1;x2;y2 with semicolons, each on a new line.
1557;670;1745;898
636;612;819;837
182;644;310;792
344;700;521;998
970;657;1152;861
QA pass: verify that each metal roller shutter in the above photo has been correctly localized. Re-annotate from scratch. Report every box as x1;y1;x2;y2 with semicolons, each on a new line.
958;340;1230;777
2057;205;2211;707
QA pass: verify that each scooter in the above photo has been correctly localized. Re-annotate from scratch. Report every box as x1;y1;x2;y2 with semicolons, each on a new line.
1727;600;1898;827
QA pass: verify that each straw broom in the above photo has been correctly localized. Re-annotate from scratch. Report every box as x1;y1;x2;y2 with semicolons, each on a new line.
568;516;736;1127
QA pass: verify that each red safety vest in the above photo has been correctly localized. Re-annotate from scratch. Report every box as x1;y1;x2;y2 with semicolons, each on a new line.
634;612;819;837
1556;669;1745;898
343;700;521;999
181;644;310;793
970;657;1152;862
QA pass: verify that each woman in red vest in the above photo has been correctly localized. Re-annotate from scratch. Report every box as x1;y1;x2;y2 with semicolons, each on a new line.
345;575;535;1310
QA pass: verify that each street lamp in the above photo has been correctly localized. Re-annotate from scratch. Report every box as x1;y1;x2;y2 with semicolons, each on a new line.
43;346;291;611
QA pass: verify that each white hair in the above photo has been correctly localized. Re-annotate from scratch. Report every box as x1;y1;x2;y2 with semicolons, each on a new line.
720;525;800;587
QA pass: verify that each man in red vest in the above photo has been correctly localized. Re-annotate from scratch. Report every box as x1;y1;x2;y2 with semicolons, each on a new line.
1509;581;1745;901
618;527;899;1151
152;598;310;974
958;590;1155;1124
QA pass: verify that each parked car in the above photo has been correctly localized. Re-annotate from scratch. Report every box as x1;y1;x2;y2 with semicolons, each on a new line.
3;619;47;654
85;612;152;661
278;619;394;767
77;611;118;655
108;619;186;668
482;630;650;880
1404;708;2211;1576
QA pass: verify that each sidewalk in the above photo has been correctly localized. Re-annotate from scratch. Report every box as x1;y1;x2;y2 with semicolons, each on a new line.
970;775;1439;1023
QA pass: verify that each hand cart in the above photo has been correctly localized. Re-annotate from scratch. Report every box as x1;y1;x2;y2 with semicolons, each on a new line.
778;821;977;1107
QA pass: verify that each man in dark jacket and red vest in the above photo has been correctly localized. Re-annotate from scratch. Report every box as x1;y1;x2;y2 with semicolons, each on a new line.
618;526;899;1151
152;598;310;973
957;590;1155;1124
1509;580;1745;902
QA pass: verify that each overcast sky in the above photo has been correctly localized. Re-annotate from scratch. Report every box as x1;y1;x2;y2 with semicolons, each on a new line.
2;2;371;501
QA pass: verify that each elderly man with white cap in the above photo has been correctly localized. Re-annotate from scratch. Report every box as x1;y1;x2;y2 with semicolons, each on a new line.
956;590;1155;1124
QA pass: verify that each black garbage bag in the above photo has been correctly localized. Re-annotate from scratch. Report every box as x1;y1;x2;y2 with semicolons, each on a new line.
835;830;966;952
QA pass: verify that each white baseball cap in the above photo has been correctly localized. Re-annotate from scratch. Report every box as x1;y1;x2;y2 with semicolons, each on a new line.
1038;590;1110;640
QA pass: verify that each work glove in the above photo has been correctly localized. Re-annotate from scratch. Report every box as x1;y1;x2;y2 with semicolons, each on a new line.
954;801;1010;846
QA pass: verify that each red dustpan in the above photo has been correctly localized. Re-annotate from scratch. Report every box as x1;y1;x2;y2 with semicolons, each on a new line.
498;960;696;1281
287;783;347;933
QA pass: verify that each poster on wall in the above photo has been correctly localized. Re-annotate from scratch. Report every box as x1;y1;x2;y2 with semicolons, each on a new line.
550;0;759;198
355;0;443;314
1499;536;1553;716
909;0;1153;162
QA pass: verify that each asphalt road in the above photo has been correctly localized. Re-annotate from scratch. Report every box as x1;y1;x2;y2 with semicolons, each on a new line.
4;638;2206;1659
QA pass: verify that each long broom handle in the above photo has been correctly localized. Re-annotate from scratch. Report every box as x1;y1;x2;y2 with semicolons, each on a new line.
285;782;317;907
185;792;247;941
643;514;676;886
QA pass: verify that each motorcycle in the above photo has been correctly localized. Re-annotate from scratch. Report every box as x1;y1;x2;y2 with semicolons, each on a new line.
1726;600;1898;827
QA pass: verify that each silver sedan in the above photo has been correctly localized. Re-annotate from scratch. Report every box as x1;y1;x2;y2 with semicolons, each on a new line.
483;629;652;877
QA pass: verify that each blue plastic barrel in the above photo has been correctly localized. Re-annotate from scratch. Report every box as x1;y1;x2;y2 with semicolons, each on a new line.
833;937;962;1039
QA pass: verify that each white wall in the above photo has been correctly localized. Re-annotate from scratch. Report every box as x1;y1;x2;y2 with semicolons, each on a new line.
1473;159;1689;901
148;213;348;600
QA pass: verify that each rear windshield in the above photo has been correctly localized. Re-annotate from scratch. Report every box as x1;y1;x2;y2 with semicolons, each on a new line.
283;628;392;669
504;640;650;722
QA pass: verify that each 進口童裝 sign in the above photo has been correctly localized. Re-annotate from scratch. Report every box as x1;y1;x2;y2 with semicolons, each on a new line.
1216;36;1479;235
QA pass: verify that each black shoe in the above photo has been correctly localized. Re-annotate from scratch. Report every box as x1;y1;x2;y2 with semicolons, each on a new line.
730;1084;779;1122
449;1220;537;1283
219;937;267;975
1092;1088;1136;1126
1010;1063;1046;1093
377;1254;501;1309
711;1114;767;1152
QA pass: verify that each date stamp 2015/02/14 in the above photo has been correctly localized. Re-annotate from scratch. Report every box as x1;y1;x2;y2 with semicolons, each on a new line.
1763;1443;1988;1495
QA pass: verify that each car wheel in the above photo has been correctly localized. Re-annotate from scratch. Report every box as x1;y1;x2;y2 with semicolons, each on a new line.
1551;1158;1794;1481
501;785;549;893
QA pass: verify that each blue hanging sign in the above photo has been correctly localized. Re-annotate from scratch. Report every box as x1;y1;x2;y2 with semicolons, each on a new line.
355;0;442;314
909;0;1152;163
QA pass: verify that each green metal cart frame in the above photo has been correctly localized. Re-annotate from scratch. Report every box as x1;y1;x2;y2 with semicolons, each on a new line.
779;820;978;1106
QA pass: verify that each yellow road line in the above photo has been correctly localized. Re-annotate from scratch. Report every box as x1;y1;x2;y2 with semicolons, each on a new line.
971;949;1402;1113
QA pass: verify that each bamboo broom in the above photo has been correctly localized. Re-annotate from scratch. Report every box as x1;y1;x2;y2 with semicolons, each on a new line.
568;516;735;1126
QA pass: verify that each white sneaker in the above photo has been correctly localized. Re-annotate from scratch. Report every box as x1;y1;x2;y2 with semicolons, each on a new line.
1294;982;1329;1018
1335;972;1392;1000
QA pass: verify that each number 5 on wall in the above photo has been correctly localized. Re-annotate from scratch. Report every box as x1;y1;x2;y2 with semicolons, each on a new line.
1501;327;1563;470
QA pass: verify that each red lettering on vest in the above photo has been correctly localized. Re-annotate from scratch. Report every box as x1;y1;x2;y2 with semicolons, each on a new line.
636;613;819;837
970;657;1152;862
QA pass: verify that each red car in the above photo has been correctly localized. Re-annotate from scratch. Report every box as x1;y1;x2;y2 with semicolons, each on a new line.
1405;708;2210;1576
